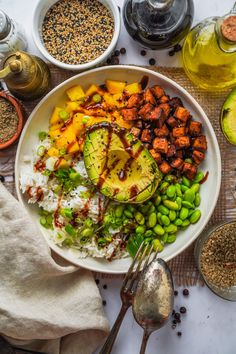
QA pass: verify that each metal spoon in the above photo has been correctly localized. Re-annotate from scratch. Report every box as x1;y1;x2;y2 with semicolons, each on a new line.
132;258;174;354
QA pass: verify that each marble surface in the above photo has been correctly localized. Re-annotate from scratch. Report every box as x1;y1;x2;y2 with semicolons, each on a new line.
0;1;235;354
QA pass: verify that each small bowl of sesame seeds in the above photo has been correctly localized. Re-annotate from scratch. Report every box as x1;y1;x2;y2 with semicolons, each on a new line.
32;0;120;71
194;221;236;301
0;91;24;150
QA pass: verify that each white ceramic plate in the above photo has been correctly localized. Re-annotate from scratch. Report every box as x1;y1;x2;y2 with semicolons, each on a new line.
15;66;221;274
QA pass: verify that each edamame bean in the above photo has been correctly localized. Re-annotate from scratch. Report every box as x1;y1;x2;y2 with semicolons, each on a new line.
181;185;189;193
154;195;161;206
163;200;179;211
179;207;189;220
145;230;153;238
164;174;177;183
184;189;195;203
157;205;169;215
167;234;176;243
124;210;133;219
193;171;204;183
181;220;190;228
161;215;170;226
194;193;201;207
166;185;176;198
81;228;93;238
148;212;157;228
190;210;201;224
157;212;163;225
115;205;124;218
161;233;168;243
161;195;168;201
148;204;156;214
134;211;145;225
182;200;194;209
182;176;191;187
159;181;169;194
152;239;164;252
169;210;176;221
136;225;146;234
190;183;200;194
144;237;152;245
165;224;178;234
176;197;182;210
174;218;183;226
153;224;165;236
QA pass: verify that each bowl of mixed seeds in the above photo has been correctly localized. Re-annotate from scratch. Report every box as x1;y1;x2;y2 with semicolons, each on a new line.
195;221;236;301
32;0;120;71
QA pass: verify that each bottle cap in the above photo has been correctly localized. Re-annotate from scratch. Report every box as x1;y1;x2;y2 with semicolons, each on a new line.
0;10;11;40
221;15;236;42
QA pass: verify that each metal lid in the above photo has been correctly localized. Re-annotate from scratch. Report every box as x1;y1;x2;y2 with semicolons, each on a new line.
221;15;236;42
0;10;11;40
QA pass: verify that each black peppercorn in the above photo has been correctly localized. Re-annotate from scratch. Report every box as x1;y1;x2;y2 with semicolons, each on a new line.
0;175;5;183
106;58;111;64
180;306;187;314
174;312;180;320
114;49;120;57
149;58;156;65
177;331;182;337
174;290;178;296
183;288;189;296
102;300;106;306
172;309;175;316
172;319;177;325
120;47;126;54
103;284;107;290
168;50;175;57
171;324;176;329
111;56;119;65
174;44;182;52
140;50;147;56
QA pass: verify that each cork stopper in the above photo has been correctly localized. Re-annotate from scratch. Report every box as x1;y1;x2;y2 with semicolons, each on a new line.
221;15;236;42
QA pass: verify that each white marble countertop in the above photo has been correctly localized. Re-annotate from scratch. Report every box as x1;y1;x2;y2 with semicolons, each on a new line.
0;0;235;353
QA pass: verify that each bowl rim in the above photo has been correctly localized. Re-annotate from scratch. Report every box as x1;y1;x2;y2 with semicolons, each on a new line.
15;65;222;273
0;91;24;150
32;0;121;70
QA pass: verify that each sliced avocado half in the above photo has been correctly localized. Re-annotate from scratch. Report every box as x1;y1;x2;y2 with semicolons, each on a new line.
220;87;236;145
83;122;162;203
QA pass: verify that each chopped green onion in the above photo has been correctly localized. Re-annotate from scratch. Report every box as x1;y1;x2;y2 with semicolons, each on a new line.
65;224;77;236
92;94;102;103
60;208;73;219
53;185;62;195
39;208;49;216
59;110;69;120
98;237;107;247
69;171;81;182
63;238;73;246
46;214;53;225
84;218;93;227
40;217;47;226
43;169;51;176
59;147;67;156
80;191;91;199
82;116;89;124
37;145;46;157
38;131;47;141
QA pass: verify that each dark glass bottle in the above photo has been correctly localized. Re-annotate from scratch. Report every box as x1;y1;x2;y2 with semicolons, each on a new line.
123;0;194;49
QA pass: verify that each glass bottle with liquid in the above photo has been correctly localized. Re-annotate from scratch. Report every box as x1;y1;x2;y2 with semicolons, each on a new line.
123;0;194;49
182;3;236;91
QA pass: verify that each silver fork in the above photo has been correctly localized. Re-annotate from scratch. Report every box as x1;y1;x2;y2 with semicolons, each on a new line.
99;241;154;354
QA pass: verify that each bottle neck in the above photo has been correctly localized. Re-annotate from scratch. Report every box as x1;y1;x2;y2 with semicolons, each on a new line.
215;16;236;53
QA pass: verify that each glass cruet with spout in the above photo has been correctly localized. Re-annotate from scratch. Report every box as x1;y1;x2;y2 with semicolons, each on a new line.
182;2;236;91
123;0;194;49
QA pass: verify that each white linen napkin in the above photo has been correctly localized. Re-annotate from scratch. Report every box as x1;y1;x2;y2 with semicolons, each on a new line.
0;182;109;354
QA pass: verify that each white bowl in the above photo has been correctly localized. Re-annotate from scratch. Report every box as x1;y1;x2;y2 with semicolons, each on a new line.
32;0;120;71
15;65;221;274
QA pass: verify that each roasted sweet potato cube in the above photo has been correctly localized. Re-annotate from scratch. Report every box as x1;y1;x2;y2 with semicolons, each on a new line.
127;94;143;108
151;85;165;98
143;143;152;150
122;108;138;121
174;107;190;123
147;106;166;121
175;136;190;149
130;127;141;138
149;149;162;164
159;95;170;103
154;124;169;137
167;144;176;158
153;137;168;154
141;129;152;143
192;150;205;164
182;162;197;180
135;120;143;129
159;161;172;174
171;158;184;170
172;127;186;138
138;103;154;118
189;121;202;136
169;97;184;109
166;116;178;128
159;103;171;117
143;88;156;105
192;135;207;151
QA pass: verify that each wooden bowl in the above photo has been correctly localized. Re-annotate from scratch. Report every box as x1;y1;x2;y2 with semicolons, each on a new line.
0;91;24;150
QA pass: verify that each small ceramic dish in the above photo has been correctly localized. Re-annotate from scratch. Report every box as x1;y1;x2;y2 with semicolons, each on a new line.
0;91;24;150
32;0;120;71
194;221;236;301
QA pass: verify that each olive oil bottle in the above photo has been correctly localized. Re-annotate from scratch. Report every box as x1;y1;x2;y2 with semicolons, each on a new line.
182;3;236;91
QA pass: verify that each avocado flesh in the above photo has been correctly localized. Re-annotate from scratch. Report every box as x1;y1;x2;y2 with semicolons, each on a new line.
221;87;236;145
83;122;161;203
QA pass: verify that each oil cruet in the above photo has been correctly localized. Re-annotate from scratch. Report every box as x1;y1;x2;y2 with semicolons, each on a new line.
182;2;236;91
123;0;194;49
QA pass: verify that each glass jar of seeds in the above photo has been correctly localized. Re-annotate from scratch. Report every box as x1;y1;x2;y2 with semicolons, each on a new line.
194;221;236;301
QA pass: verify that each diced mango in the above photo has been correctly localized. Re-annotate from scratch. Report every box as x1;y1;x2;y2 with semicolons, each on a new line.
55;137;68;149
61;125;77;143
103;92;116;107
56;158;68;169
65;101;81;113
67;141;80;154
50;122;64;131
66;85;85;101
49;128;61;139
124;82;142;95
113;93;126;108
47;147;60;157
85;84;103;97
50;107;63;125
111;110;132;130
106;80;126;94
73;113;86;135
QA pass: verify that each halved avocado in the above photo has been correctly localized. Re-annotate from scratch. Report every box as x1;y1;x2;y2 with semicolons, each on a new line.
220;87;236;145
83;122;162;203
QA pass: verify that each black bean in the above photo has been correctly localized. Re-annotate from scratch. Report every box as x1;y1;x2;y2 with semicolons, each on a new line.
180;306;187;314
183;288;189;296
149;58;156;65
174;290;178;296
168;50;175;56
0;175;5;182
140;49;147;56
120;48;126;54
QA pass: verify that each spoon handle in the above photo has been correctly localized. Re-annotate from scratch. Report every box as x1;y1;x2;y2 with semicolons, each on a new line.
139;330;151;354
99;305;128;354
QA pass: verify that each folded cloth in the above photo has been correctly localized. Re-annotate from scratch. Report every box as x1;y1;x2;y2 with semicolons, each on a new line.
0;182;109;354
